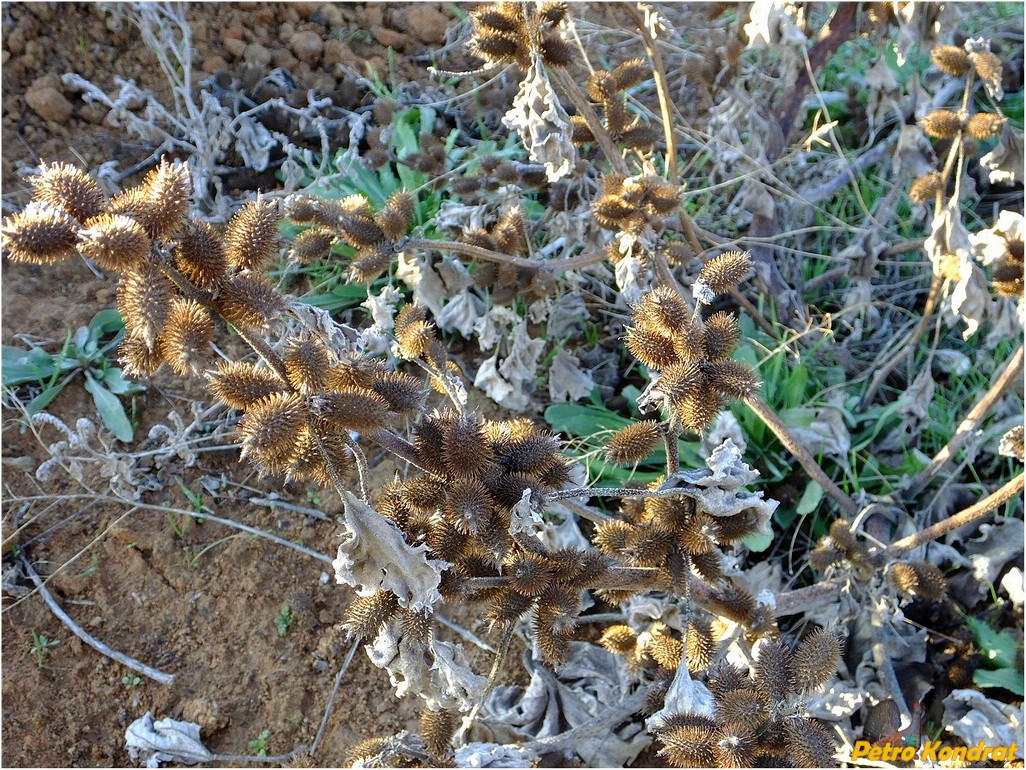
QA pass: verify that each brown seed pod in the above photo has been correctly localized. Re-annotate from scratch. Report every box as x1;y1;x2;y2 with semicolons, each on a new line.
284;338;332;393
784;717;836;768
586;70;617;103
931;45;971;77
394;303;427;339
635;286;690;335
648;628;685;669
675;389;725;433
282;195;322;224
828;519;858;553
288;226;336;265
136;158;192;240
208;361;288;409
349;242;393;283
342;590;399;640
696;250;752;299
471;29;523;65
118;333;165;377
538;1;568;25
240;391;308;474
287;427;353;486
540;34;573;67
645;180;682;215
506;552;555;597
657;716;716;767
754;638;792;704
499;431;561;475
172;220;228;290
313;388;391;432
483;586;535;627
605;420;663;465
420;707;458;759
969;50;1003;92
375;189;415;241
600;624;639;656
625;526;675;566
704;580;756;625
595;519;632;554
711;723;757;768
887;560;948;601
493;206;528;254
338;213;386;249
965;112;1005;141
621;123;661;152
705;360;760;401
790;628;842;694
570;114;595;145
225;197;279;273
603;97;633;137
31;161;105;223
550;548;610;588
658;361;704;404
684;618;714;672
444;478;492;534
612;58;650;91
920;109;963;139
372;371;426;416
396;319;437;360
117;258;172;349
72;216;148;277
908;170;944;205
625;325;679;369
1;202;81;264
442;411;495;479
677;512;717;556
217;272;287;331
708;661;751;697
674;323;706;365
716;689;767;732
161;297;214;376
593;193;637;231
703;312;740;361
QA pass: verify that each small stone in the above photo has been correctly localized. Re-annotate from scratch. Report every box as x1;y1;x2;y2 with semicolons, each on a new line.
224;38;247;58
292;1;320;16
278;22;295;43
271;49;298;70
242;42;272;68
319;4;342;27
374;28;408;50
404;5;450;45
323;38;348;68
201;55;228;74
25;86;74;124
78;102;107;124
224;25;246;41
290;30;323;65
181;697;228;736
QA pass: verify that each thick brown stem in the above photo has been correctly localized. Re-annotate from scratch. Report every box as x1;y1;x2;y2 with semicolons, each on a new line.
883;473;1024;558
403;237;605;272
744;396;860;515
909;345;1024;495
548;66;630;175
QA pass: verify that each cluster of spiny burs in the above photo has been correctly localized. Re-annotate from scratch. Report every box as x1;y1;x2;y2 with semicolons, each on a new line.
0;159;428;487
621;251;760;433
908;42;1006;206
648;630;843;767
468;0;573;69
575;60;660;153
811;520;948;603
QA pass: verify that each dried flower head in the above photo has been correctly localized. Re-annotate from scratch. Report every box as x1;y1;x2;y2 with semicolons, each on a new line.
887;560;947;601
161;297;214;376
965;112;1005;141
174;220;228;289
1;202;81;264
78;213;151;272
208;361;288;410
605;420;663;465
931;45;971;77
30;161;105;223
920;109;963;140
909;170;944;204
117;259;173;349
239;391;309;474
969;50;1003;94
790;629;842;694
224;197;280;272
695;250;752;302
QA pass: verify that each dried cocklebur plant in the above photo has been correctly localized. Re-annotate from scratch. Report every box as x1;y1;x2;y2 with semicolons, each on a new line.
626;252;759;435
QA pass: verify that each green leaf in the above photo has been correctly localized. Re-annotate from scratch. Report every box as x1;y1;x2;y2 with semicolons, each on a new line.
83;373;134;442
965;616;1018;669
741;529;773;553
2;346;74;386
796;480;824;515
99;368;143;396
973;667;1024;696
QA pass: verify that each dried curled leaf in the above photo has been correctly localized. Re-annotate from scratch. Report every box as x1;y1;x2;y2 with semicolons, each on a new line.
502;53;576;182
333;491;451;613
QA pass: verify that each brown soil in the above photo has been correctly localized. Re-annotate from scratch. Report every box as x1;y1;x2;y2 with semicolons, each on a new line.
0;3;480;766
